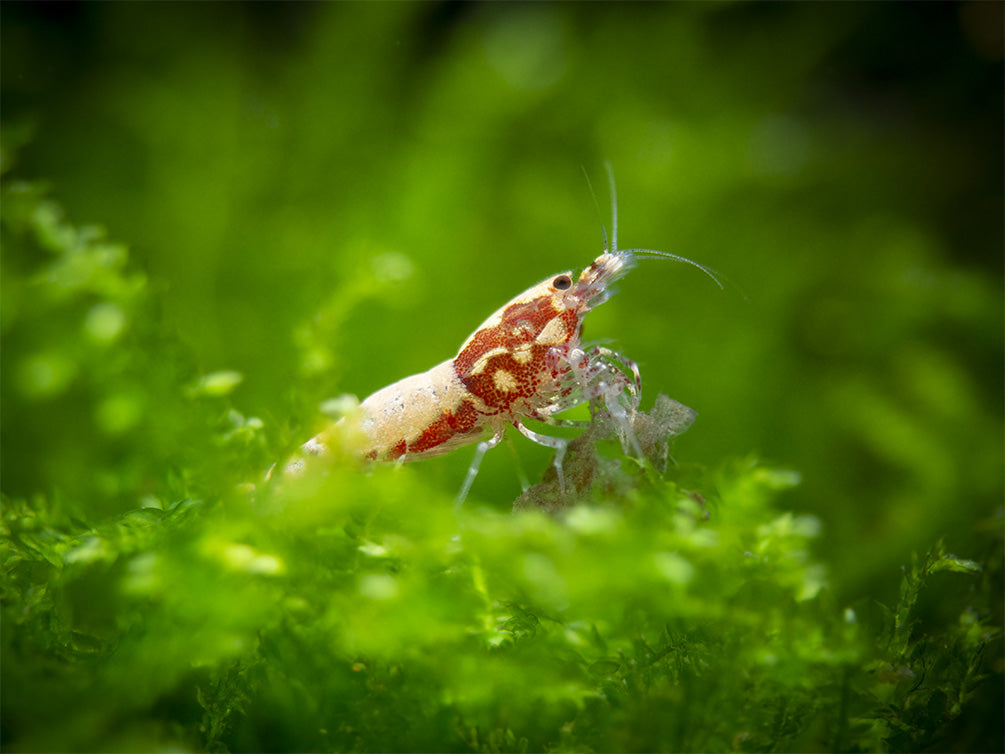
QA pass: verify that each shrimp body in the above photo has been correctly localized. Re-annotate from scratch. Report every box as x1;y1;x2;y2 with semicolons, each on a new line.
283;174;720;501
357;250;634;465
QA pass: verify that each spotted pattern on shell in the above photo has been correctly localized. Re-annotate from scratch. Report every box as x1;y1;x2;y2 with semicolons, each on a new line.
408;399;480;455
454;294;581;412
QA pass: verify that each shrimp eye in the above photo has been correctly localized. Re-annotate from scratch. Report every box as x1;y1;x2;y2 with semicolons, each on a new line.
553;275;572;290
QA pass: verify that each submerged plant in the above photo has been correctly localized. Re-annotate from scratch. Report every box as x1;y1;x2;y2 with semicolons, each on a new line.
514;393;699;513
1;168;1000;752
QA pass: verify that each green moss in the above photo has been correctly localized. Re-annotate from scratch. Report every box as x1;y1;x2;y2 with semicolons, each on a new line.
0;181;998;752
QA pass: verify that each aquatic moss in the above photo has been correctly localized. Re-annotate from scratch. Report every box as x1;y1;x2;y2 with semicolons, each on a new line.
1;179;1000;752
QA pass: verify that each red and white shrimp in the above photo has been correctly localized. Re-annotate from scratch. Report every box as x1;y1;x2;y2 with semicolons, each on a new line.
286;179;720;502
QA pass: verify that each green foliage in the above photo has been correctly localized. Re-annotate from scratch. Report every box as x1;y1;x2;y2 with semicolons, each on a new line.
2;4;1002;751
2;181;1001;752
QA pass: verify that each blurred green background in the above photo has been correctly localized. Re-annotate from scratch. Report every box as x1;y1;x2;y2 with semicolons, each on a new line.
5;0;1001;599
2;3;1002;748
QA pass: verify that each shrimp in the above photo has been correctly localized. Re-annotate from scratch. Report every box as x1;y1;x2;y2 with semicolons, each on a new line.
285;175;720;503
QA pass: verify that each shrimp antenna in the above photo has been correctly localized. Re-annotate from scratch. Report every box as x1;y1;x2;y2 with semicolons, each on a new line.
582;165;611;253
605;161;618;252
621;247;725;290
